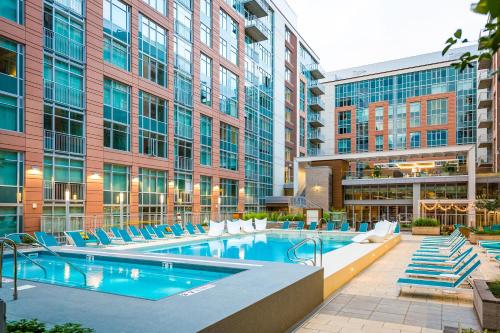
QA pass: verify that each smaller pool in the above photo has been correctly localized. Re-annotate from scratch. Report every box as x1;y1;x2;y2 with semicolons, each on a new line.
2;253;240;300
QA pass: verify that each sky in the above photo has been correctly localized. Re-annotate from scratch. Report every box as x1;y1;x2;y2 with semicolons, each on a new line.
286;0;486;71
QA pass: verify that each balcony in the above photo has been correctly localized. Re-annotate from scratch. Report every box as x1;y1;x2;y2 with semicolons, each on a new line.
44;28;85;63
307;113;324;127
43;181;85;202
174;122;193;139
305;63;325;80
308;130;324;144
478;133;493;148
477;112;493;129
308;80;325;95
478;69;493;89
44;130;85;155
309;97;324;111
245;47;260;62
245;18;269;42
307;148;324;156
174;191;193;204
478;91;492;109
175;156;193;171
477;157;492;168
240;0;268;18
174;85;193;107
44;80;84;109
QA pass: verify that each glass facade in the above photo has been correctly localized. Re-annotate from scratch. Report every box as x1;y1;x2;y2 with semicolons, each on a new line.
138;14;167;87
139;168;167;219
426;98;448;126
200;53;212;106
200;115;212;166
200;175;211;221
338;138;351;154
0;37;24;132
219;9;238;65
103;78;130;151
219;66;238;117
138;91;168;158
0;150;23;235
220;178;238;218
103;163;130;219
142;0;166;16
0;0;23;24
220;122;238;171
337;111;351;134
427;129;448;147
103;0;130;70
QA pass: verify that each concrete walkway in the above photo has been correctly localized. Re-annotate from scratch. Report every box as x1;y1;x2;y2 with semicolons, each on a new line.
297;234;500;333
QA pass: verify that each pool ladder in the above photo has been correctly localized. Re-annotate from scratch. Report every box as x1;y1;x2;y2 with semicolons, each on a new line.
0;233;88;300
287;237;323;267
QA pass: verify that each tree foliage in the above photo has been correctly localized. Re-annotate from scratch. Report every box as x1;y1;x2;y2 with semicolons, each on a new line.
443;0;500;72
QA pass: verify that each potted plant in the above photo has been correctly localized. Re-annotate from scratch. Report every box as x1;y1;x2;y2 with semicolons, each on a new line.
411;217;440;235
373;165;382;178
473;279;500;331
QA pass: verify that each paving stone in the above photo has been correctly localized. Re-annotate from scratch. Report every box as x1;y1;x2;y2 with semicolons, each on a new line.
370;312;405;324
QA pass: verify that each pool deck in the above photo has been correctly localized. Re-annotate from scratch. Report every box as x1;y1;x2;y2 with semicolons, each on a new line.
296;234;500;333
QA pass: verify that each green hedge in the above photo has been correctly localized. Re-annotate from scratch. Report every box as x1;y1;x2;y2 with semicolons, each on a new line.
7;319;94;333
412;218;439;227
242;212;305;221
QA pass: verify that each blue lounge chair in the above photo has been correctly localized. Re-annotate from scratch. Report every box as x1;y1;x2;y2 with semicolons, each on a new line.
394;223;400;234
496;255;500;263
479;242;500;250
171;224;185;237
296;221;305;230
309;222;317;231
358;223;368;233
65;231;89;247
415;238;466;255
196;224;207;234
326;222;335;231
405;253;479;278
145;224;157;236
129;225;141;237
397;260;481;294
152;227;166;238
94;228;114;245
118;229;134;242
408;247;473;271
110;227;121;238
185;223;198;236
34;231;60;247
340;222;349;232
282;221;290;230
421;229;460;244
139;228;154;240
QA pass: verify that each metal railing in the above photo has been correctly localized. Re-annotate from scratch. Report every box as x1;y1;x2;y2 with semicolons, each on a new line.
287;237;323;266
309;97;325;109
0;238;18;300
44;28;85;63
43;181;85;201
307;148;324;156
478;91;492;102
174;122;193;139
478;69;492;81
308;80;325;92
44;130;85;155
478;133;493;144
478;112;492;123
245;17;270;39
43;80;84;109
175;156;193;171
307;130;324;141
174;191;193;204
308;113;324;124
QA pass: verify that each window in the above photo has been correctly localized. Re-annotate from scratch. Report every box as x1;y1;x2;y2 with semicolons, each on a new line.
200;175;211;221
285;127;292;142
139;168;167;218
200;54;212;106
103;164;130;217
200;0;211;17
219;10;238;65
104;78;130;151
220;178;238;218
0;150;23;235
0;37;23;132
410;132;420;149
285;68;291;83
139;91;168;158
43;55;84;109
409;102;420;127
375;135;383;151
299;117;305;147
139;15;167;87
299;81;305;111
337;111;351;134
285;107;292;123
174;36;192;75
201;23;212;47
285;147;292;161
174;2;192;42
0;0;23;24
103;0;130;70
338;138;351;154
142;0;166;15
42;156;84;203
285;48;291;63
427;130;447;147
285;28;291;43
174;104;192;139
219;66;238;117
174;172;193;204
220;122;238;171
285;87;292;103
200;115;212;166
43;6;84;62
427;98;448;125
375;106;384;131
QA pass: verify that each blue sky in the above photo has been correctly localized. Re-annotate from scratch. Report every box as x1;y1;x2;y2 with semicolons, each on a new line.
286;0;486;71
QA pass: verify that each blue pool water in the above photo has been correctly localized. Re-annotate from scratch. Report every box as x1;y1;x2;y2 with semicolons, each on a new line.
142;232;353;263
2;254;238;300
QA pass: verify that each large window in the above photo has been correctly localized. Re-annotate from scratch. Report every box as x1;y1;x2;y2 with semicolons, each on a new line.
219;66;238;117
103;0;130;70
104;78;130;151
337;111;351;135
375;135;383;151
0;0;23;24
337;138;351;154
142;0;166;16
219;10;238;65
200;115;212;166
299;117;305;147
200;53;212;106
0;150;23;235
409;102;420;128
220;178;238;218
200;175;211;221
299;81;305;111
139;91;168;158
410;132;421;149
103;164;130;217
200;0;211;47
375;107;384;131
43;55;84;109
43;155;84;203
174;2;192;42
426;98;448;125
0;37;23;132
139;168;167;219
427;130;447;147
220;122;238;171
139;15;167;87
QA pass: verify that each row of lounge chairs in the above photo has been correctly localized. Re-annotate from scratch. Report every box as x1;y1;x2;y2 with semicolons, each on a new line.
397;229;482;294
478;240;500;264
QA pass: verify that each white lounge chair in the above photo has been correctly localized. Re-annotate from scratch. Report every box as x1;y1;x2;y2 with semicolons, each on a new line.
227;220;241;235
240;219;255;233
208;220;225;237
352;220;392;243
255;218;267;231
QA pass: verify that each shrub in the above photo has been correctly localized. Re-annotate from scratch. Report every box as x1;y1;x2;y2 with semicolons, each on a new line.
412;218;439;227
48;323;94;333
488;280;500;298
7;319;46;333
475;230;500;235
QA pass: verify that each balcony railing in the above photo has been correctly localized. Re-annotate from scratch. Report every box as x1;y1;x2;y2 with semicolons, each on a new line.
43;181;85;202
174;54;192;75
44;130;85;155
44;28;85;63
175;20;192;42
308;130;325;143
174;191;193;204
54;0;84;16
478;112;493;128
478;69;493;89
307;148;324;156
308;113;324;126
305;63;325;79
309;97;325;111
240;0;268;18
245;17;270;42
245;47;260;62
478;91;492;108
308;80;325;95
175;156;193;171
343;167;468;180
478;133;493;147
44;80;84;109
174;122;193;139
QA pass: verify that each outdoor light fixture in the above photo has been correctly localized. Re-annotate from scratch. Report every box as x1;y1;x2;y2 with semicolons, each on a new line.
65;189;70;202
119;192;124;203
239;187;245;194
194;183;200;189
28;166;41;175
132;176;139;183
160;194;165;204
89;172;101;180
168;181;175;187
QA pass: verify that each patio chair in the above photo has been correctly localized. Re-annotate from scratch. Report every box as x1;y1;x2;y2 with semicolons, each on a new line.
309;222;317;231
358;222;368;233
65;231;90;247
407;247;473;271
129;225;141;237
340;222;349;232
281;221;290;230
405;253;478;278
254;218;267;231
196;224;207;234
34;231;60;247
185;223;199;236
326;222;335;231
139;228;154;240
296;221;305;230
110;227;121;238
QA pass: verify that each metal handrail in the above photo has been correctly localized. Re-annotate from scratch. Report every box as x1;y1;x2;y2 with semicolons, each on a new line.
3;242;47;278
286;236;324;267
7;233;87;286
0;238;18;299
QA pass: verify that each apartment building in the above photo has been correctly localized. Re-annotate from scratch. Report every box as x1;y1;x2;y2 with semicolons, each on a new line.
294;46;500;226
0;0;323;234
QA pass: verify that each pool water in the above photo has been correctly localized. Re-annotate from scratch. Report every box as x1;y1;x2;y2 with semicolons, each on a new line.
2;254;237;300
143;232;353;263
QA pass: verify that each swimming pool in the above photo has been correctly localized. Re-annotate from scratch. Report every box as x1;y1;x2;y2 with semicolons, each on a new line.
141;232;353;263
2;253;241;300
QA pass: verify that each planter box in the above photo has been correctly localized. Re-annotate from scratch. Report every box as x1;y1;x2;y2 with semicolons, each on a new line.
411;226;440;235
469;233;500;244
473;279;500;331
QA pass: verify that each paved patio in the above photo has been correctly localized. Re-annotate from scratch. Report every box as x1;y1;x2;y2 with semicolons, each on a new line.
297;234;500;333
